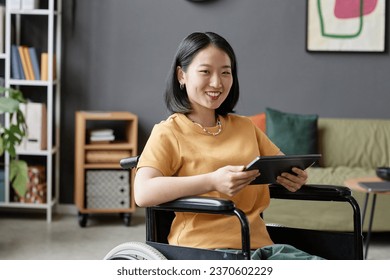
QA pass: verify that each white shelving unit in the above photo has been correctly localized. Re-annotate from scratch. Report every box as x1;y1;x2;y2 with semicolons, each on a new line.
0;0;62;222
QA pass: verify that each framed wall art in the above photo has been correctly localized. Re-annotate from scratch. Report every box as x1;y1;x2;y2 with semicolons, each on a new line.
307;0;386;52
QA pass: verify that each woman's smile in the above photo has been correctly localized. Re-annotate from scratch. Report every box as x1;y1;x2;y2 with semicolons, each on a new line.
205;91;221;100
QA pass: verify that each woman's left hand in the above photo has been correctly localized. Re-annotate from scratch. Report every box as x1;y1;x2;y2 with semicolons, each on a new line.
276;167;308;192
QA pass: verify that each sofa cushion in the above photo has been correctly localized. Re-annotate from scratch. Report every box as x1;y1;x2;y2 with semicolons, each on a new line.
306;166;376;186
249;112;266;132
318;118;390;169
265;108;318;155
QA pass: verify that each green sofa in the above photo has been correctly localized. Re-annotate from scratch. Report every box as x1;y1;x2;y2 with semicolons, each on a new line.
264;118;390;232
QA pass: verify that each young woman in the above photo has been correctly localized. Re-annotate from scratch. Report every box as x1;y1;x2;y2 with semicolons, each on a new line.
134;32;321;260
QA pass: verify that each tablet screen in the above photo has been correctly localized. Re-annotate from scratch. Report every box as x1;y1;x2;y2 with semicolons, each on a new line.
245;154;321;185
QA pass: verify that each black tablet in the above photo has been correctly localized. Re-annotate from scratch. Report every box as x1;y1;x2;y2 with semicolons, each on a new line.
245;154;321;185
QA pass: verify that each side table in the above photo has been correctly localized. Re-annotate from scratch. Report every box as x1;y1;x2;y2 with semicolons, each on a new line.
344;177;390;259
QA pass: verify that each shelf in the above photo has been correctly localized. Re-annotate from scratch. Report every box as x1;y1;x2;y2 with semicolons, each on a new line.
0;198;57;209
77;111;138;120
0;0;62;223
83;163;123;169
8;79;58;86
9;9;59;16
84;143;135;150
15;146;59;156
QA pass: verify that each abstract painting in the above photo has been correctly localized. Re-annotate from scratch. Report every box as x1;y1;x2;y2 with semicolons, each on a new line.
307;0;386;52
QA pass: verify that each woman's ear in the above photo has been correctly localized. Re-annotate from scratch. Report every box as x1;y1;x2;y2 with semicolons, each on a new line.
177;66;185;85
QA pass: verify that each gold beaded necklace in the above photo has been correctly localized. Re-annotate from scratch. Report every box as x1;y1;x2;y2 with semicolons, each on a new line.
192;117;222;136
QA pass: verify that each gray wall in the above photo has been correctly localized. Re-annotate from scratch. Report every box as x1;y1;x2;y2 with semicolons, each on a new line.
60;0;390;204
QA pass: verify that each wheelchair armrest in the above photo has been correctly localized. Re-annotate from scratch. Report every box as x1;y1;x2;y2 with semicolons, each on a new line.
269;184;352;202
120;156;139;169
268;183;363;260
148;196;251;259
153;196;236;213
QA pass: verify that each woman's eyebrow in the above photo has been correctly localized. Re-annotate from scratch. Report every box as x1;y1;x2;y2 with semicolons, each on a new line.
198;63;231;68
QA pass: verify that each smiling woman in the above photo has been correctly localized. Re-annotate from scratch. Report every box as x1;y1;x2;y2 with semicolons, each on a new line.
132;32;320;260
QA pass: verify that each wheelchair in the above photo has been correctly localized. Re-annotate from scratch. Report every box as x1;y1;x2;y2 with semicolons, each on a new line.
104;156;363;260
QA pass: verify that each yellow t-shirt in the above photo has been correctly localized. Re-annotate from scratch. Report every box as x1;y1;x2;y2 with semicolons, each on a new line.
138;113;280;249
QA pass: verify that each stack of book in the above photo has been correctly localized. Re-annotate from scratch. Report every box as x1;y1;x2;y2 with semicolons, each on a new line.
11;44;56;81
89;128;115;144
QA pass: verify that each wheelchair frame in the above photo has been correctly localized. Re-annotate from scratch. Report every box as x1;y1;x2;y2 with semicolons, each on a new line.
104;157;363;260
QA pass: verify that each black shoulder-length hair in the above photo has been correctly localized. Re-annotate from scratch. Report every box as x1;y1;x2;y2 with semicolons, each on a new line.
164;32;239;116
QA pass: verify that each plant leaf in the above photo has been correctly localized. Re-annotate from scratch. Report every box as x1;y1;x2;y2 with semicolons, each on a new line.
10;160;28;197
0;97;19;113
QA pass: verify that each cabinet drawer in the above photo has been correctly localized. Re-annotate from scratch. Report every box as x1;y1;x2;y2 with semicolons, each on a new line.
87;183;129;197
86;170;129;185
86;170;130;209
87;196;130;209
85;150;131;163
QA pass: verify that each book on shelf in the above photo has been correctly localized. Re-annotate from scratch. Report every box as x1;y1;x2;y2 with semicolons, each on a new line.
40;52;56;81
18;46;33;80
40;52;47;80
11;45;22;79
23;46;35;80
28;47;41;80
90;128;114;137
90;135;115;143
89;128;115;143
16;45;42;80
18;49;26;79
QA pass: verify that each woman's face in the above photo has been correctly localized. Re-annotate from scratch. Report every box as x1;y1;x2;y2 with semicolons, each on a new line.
177;45;233;114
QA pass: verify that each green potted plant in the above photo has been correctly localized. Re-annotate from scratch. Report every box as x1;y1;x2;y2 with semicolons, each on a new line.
0;87;28;198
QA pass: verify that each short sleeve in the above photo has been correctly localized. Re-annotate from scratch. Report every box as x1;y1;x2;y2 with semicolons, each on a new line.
137;124;180;176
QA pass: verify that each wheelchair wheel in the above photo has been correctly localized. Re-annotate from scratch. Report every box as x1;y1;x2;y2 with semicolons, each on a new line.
104;242;167;260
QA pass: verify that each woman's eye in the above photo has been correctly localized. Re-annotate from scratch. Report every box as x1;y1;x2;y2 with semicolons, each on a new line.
200;70;209;74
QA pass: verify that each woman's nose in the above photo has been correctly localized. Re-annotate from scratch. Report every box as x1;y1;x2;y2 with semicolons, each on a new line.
210;74;222;88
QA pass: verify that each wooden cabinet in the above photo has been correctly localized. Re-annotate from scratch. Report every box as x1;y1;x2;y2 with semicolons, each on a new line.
74;111;138;227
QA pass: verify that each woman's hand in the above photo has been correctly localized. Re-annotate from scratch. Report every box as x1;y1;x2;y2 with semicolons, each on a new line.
135;165;259;207
211;166;260;196
276;167;308;192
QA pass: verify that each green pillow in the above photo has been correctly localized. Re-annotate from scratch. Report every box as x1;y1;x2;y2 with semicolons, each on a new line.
265;108;318;155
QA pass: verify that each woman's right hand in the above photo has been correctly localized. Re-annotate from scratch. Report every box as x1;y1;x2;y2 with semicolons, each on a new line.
211;166;260;196
135;165;260;207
